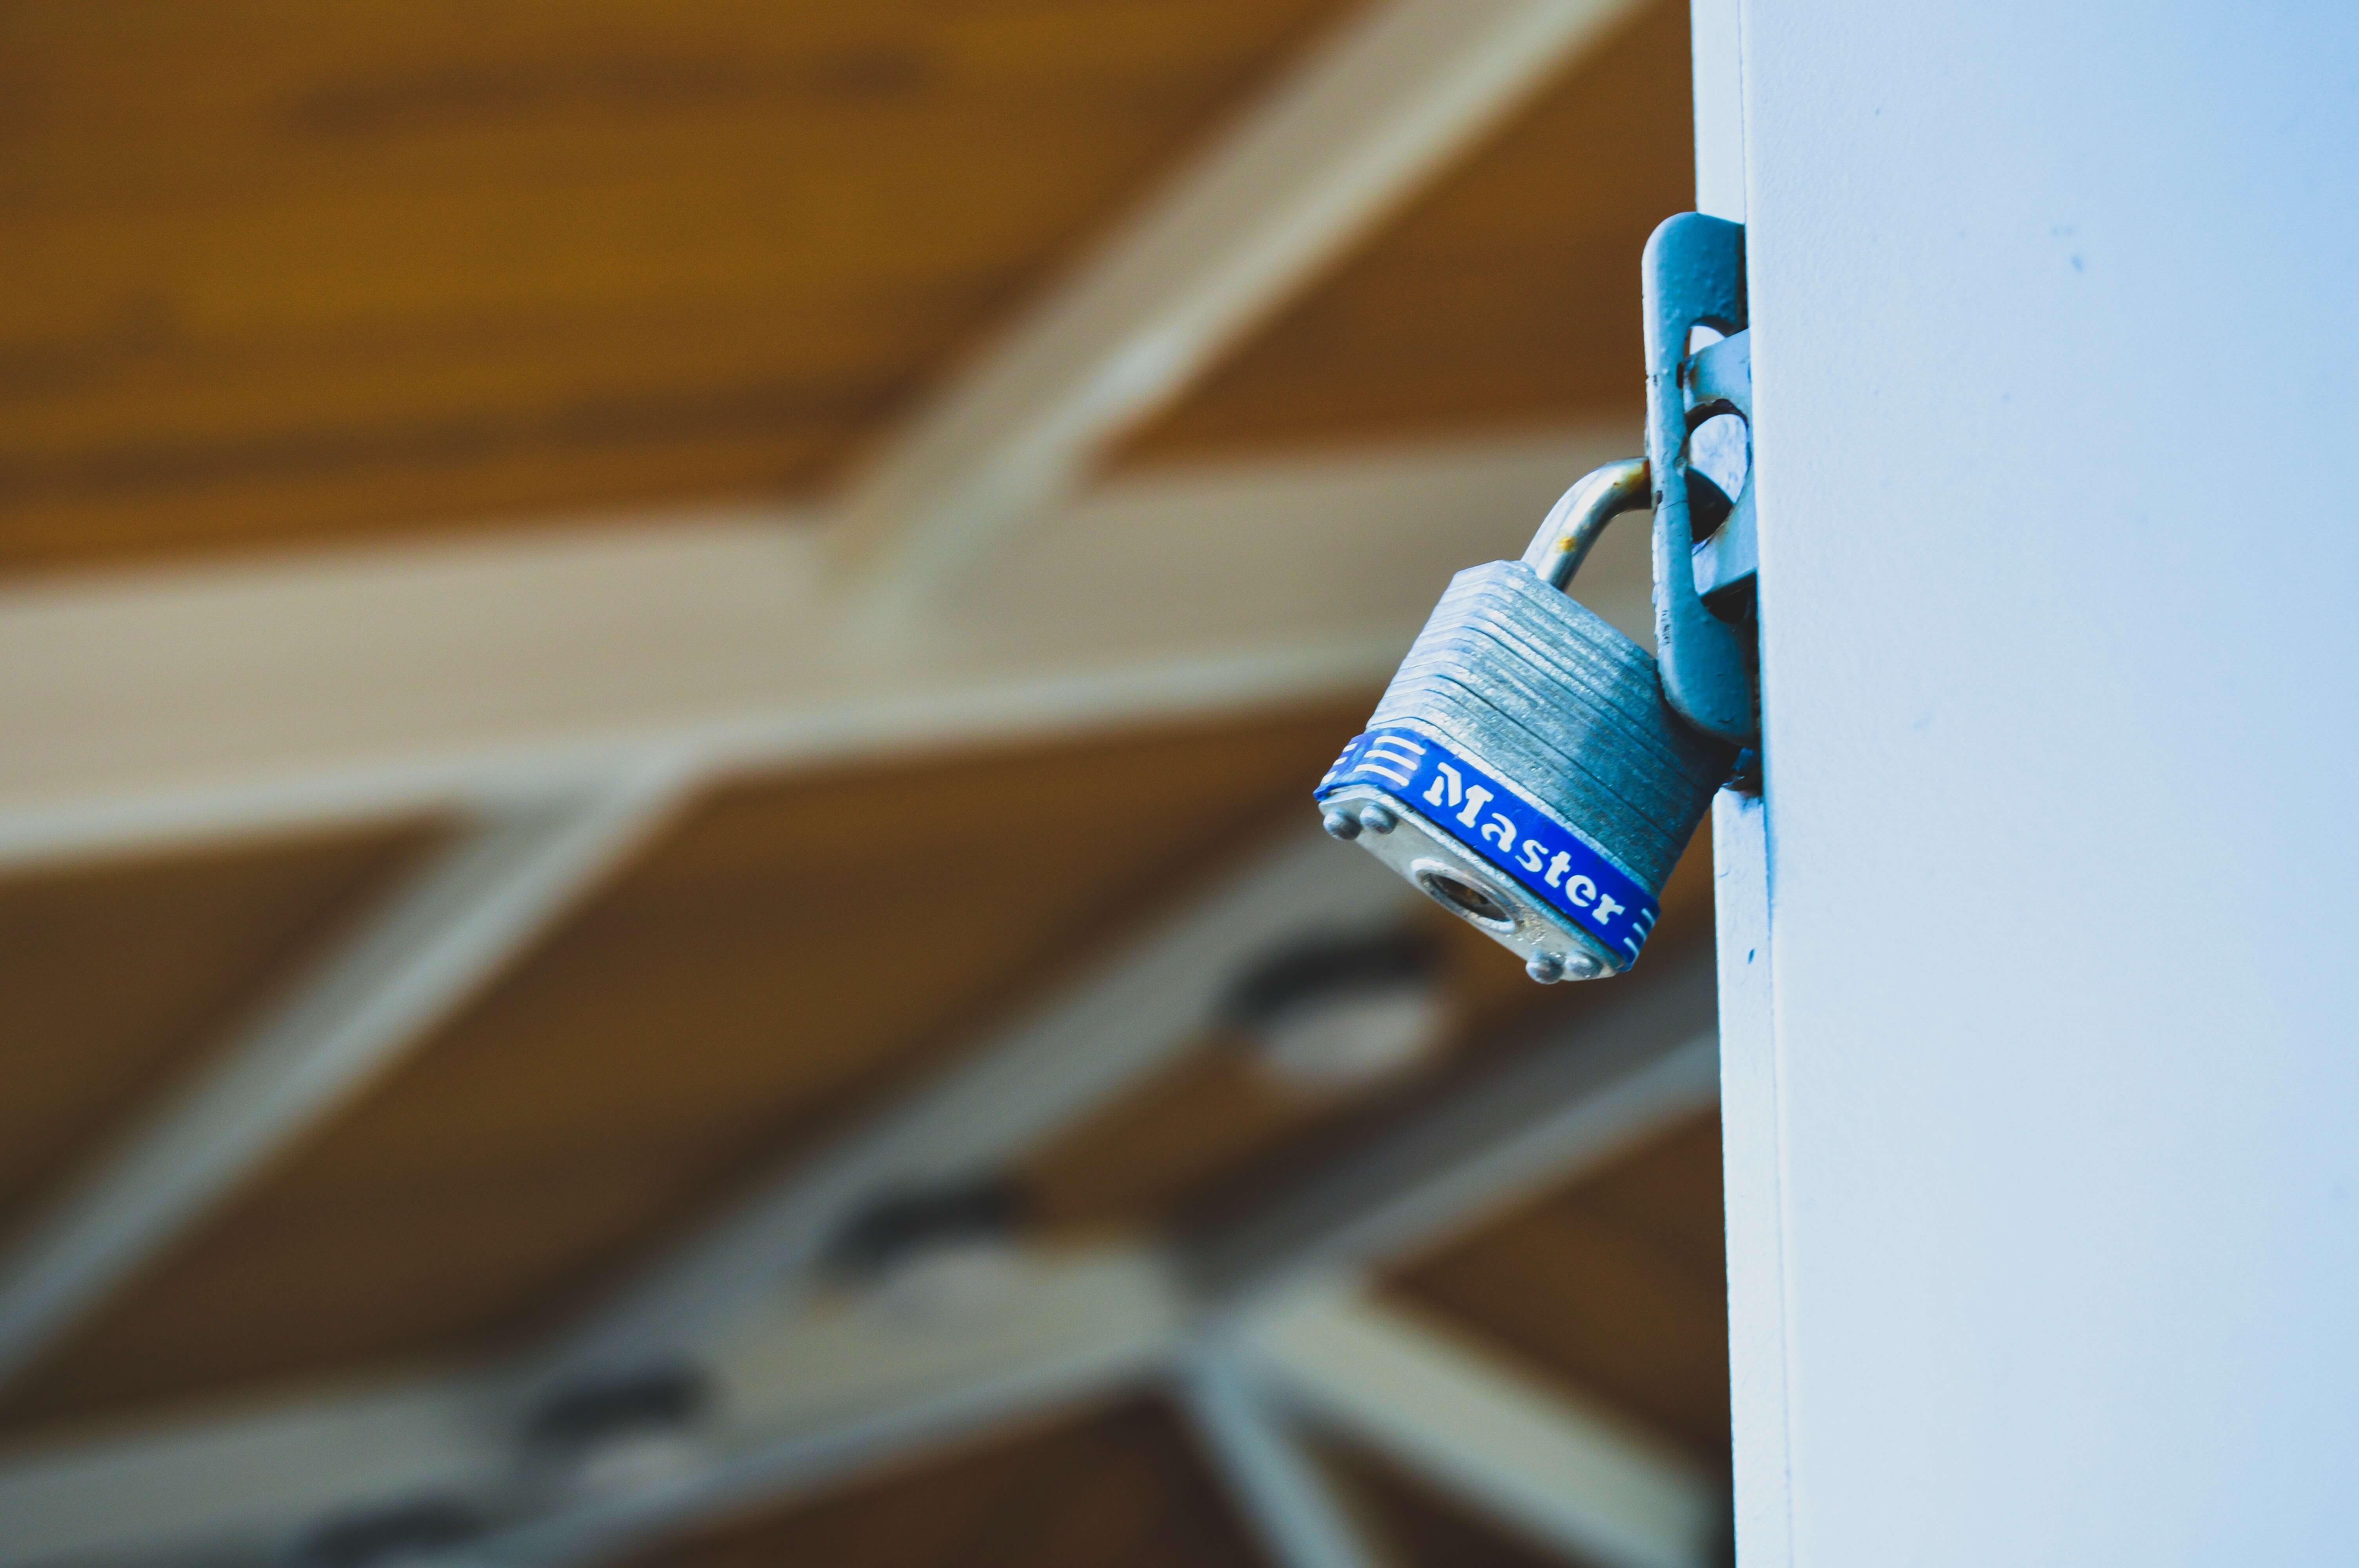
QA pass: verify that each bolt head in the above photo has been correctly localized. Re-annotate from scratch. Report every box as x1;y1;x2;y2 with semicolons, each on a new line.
1356;802;1397;835
1320;808;1361;841
1525;955;1564;984
1561;951;1605;980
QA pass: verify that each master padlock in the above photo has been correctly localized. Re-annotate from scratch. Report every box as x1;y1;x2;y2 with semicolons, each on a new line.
1315;460;1734;981
1316;214;1757;982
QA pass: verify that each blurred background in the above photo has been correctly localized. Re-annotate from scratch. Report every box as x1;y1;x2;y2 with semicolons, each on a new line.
0;3;1727;1564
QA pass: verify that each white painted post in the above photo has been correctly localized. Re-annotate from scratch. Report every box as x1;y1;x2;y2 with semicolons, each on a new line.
1686;5;1790;1556
1730;2;2359;1561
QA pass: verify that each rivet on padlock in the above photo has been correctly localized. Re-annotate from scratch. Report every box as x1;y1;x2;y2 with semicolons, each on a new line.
1314;457;1736;982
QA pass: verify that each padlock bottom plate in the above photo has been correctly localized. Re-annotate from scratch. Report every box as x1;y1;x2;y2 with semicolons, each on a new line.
1321;783;1623;979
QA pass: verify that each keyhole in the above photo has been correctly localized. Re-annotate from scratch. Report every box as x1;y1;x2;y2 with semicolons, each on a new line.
1414;866;1514;931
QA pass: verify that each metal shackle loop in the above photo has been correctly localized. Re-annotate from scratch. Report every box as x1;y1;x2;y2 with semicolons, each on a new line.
1518;457;1651;590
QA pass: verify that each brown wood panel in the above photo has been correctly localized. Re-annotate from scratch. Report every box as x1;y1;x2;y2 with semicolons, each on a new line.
1389;1109;1732;1470
1021;904;1546;1235
0;704;1367;1437
625;1397;1259;1568
0;0;1355;572
1023;823;1716;1238
1318;1436;1601;1568
0;823;441;1240
1121;0;1692;463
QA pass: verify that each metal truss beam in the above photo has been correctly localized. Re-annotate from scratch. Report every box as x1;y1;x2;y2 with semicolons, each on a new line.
0;1371;506;1568
0;1254;1719;1568
0;425;1645;1386
1245;1288;1721;1568
0;428;1642;874
532;827;1419;1392
832;0;1647;606
0;773;689;1392
1193;941;1721;1304
1178;1352;1394;1568
476;1247;1184;1568
0;943;1736;1565
0;1245;1179;1568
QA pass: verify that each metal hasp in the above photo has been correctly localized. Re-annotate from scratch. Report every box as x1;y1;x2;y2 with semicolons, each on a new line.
1643;212;1759;745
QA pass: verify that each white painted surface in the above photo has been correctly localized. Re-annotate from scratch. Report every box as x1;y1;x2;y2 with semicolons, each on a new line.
831;0;1647;603
1708;793;1787;1568
1739;3;2359;1560
1688;4;1782;1553
1686;0;1744;225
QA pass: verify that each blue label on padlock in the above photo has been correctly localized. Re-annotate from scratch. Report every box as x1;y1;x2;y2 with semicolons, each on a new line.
1317;727;1659;964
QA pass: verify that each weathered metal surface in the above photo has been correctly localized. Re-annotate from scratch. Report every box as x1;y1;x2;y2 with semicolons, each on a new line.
1318;460;1733;979
1642;212;1758;743
1684;329;1757;599
1520;455;1653;590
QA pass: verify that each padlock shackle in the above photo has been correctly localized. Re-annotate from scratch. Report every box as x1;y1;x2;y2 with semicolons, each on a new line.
1520;457;1651;590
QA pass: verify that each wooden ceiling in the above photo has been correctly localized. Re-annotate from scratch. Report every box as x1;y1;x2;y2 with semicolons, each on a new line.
1123;0;1690;464
1319;1438;1600;1568
1390;1109;1732;1468
1021;828;1716;1243
0;0;1687;573
0;706;1731;1509
0;703;1369;1436
624;1399;1264;1568
610;1090;1730;1568
0;822;441;1243
622;1395;1602;1568
0;0;1356;569
0;0;1723;1559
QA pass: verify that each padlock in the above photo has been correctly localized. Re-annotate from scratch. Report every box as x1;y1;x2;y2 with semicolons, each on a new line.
1314;459;1735;982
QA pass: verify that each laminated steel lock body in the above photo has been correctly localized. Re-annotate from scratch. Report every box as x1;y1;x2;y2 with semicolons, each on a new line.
1315;460;1736;982
1316;213;1756;982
